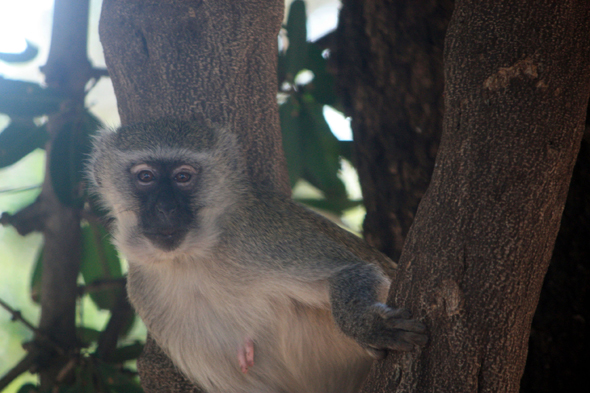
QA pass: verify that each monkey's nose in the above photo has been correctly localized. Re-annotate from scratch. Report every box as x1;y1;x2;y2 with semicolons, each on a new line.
145;227;187;251
158;227;177;237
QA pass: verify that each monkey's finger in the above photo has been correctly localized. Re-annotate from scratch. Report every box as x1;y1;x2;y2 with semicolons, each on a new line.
363;346;388;360
382;331;428;351
371;303;411;320
385;318;427;333
369;330;427;353
382;339;414;352
397;331;428;347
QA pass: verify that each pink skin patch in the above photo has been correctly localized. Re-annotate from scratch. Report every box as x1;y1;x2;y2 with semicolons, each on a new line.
238;338;255;374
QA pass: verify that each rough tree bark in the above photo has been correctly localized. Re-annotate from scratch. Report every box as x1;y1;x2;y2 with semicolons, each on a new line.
335;1;590;391
99;0;287;391
100;0;289;195
335;0;453;261
353;1;590;392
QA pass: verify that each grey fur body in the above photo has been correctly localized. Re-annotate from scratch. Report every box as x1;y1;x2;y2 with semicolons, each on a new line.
88;120;427;393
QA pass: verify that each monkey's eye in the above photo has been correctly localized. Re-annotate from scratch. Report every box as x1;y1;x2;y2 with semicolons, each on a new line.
173;172;192;183
137;170;155;183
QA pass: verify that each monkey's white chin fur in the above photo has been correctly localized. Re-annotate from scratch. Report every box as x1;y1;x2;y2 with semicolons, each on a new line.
119;224;373;393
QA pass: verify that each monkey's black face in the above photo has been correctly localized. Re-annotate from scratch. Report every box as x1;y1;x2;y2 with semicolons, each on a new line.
129;161;199;251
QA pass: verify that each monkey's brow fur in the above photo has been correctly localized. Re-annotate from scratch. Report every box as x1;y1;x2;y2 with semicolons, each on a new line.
87;120;426;393
112;118;219;151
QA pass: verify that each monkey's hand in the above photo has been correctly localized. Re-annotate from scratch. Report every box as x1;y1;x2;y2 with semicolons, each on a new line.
237;338;255;373
329;264;428;358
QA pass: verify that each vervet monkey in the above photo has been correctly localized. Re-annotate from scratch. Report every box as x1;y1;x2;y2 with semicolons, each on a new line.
87;120;427;393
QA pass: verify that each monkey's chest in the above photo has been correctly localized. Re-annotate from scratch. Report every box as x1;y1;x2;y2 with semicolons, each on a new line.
128;265;369;393
129;267;285;386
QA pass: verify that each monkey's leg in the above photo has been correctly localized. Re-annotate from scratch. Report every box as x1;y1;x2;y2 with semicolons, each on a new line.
238;338;255;373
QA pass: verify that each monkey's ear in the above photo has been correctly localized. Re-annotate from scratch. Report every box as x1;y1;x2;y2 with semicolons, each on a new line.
85;150;103;188
86;128;117;188
91;164;103;187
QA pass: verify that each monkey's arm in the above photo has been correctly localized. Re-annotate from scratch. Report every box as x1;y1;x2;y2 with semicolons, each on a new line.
241;196;427;353
329;263;428;355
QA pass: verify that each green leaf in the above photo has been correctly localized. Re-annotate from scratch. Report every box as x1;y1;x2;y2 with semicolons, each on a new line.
0;40;39;63
80;222;123;310
0;119;48;168
49;110;101;207
77;327;102;346
295;197;363;214
110;381;144;393
306;43;337;106
104;342;144;363
96;362;144;393
278;52;287;86
16;383;38;393
75;362;96;393
120;314;137;338
299;98;347;200
30;246;43;304
279;98;304;187
285;0;308;80
0;76;64;117
338;140;354;163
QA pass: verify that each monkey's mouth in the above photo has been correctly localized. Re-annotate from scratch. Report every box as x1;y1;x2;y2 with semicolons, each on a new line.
143;228;187;251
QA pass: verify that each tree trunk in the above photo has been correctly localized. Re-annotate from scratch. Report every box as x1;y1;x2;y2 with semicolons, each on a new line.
99;0;288;391
334;0;453;261
358;1;590;392
520;135;590;392
99;0;288;195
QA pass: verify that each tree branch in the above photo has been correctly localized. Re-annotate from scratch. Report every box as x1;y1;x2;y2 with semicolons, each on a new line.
0;298;66;357
0;351;39;391
0;198;46;236
36;0;93;388
0;298;39;334
96;289;134;360
77;277;126;296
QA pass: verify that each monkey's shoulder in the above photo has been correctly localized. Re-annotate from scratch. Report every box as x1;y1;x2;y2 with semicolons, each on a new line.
223;193;396;277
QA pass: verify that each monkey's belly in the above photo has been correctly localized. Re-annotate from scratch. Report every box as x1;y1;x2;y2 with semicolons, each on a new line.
143;291;372;393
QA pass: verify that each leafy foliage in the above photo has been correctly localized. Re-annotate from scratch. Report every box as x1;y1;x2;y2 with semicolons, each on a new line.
279;0;361;215
0;35;140;393
284;0;308;81
104;343;144;364
49;110;101;207
46;358;143;393
30;248;43;304
16;383;38;393
0;40;39;63
0;119;48;168
79;222;124;311
0;77;64;118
